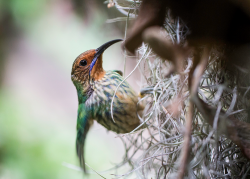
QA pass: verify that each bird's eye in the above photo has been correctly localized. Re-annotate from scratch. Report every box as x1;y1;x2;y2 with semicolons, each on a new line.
79;60;87;66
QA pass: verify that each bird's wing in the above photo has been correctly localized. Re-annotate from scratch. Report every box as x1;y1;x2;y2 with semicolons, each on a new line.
112;70;123;76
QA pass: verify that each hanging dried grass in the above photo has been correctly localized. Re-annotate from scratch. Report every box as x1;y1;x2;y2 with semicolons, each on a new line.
106;0;250;178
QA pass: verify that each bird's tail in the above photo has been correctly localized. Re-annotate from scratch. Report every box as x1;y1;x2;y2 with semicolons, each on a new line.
76;121;91;173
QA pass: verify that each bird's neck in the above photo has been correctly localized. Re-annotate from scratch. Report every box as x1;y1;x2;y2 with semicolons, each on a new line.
91;68;106;81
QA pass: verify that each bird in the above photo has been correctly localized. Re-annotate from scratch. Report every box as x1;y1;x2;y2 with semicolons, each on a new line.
71;39;144;172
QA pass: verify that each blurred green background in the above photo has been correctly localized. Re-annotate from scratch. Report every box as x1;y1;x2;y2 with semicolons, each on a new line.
0;0;139;178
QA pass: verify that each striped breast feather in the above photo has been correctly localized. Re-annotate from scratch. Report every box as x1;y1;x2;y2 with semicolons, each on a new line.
86;71;138;117
103;71;137;101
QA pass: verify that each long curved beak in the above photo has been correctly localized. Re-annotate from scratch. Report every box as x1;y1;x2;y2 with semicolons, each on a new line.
89;39;123;73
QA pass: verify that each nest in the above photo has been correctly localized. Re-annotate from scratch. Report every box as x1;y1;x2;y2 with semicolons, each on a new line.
105;0;250;178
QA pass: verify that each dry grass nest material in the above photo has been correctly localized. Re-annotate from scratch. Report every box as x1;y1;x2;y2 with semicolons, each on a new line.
107;0;250;178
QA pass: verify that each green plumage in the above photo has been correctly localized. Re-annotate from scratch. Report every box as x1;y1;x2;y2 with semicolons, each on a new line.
75;71;142;171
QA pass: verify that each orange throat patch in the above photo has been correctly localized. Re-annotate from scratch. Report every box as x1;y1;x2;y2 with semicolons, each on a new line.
90;55;106;80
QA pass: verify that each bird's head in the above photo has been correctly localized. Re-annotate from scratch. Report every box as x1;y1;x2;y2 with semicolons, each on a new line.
71;39;123;89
